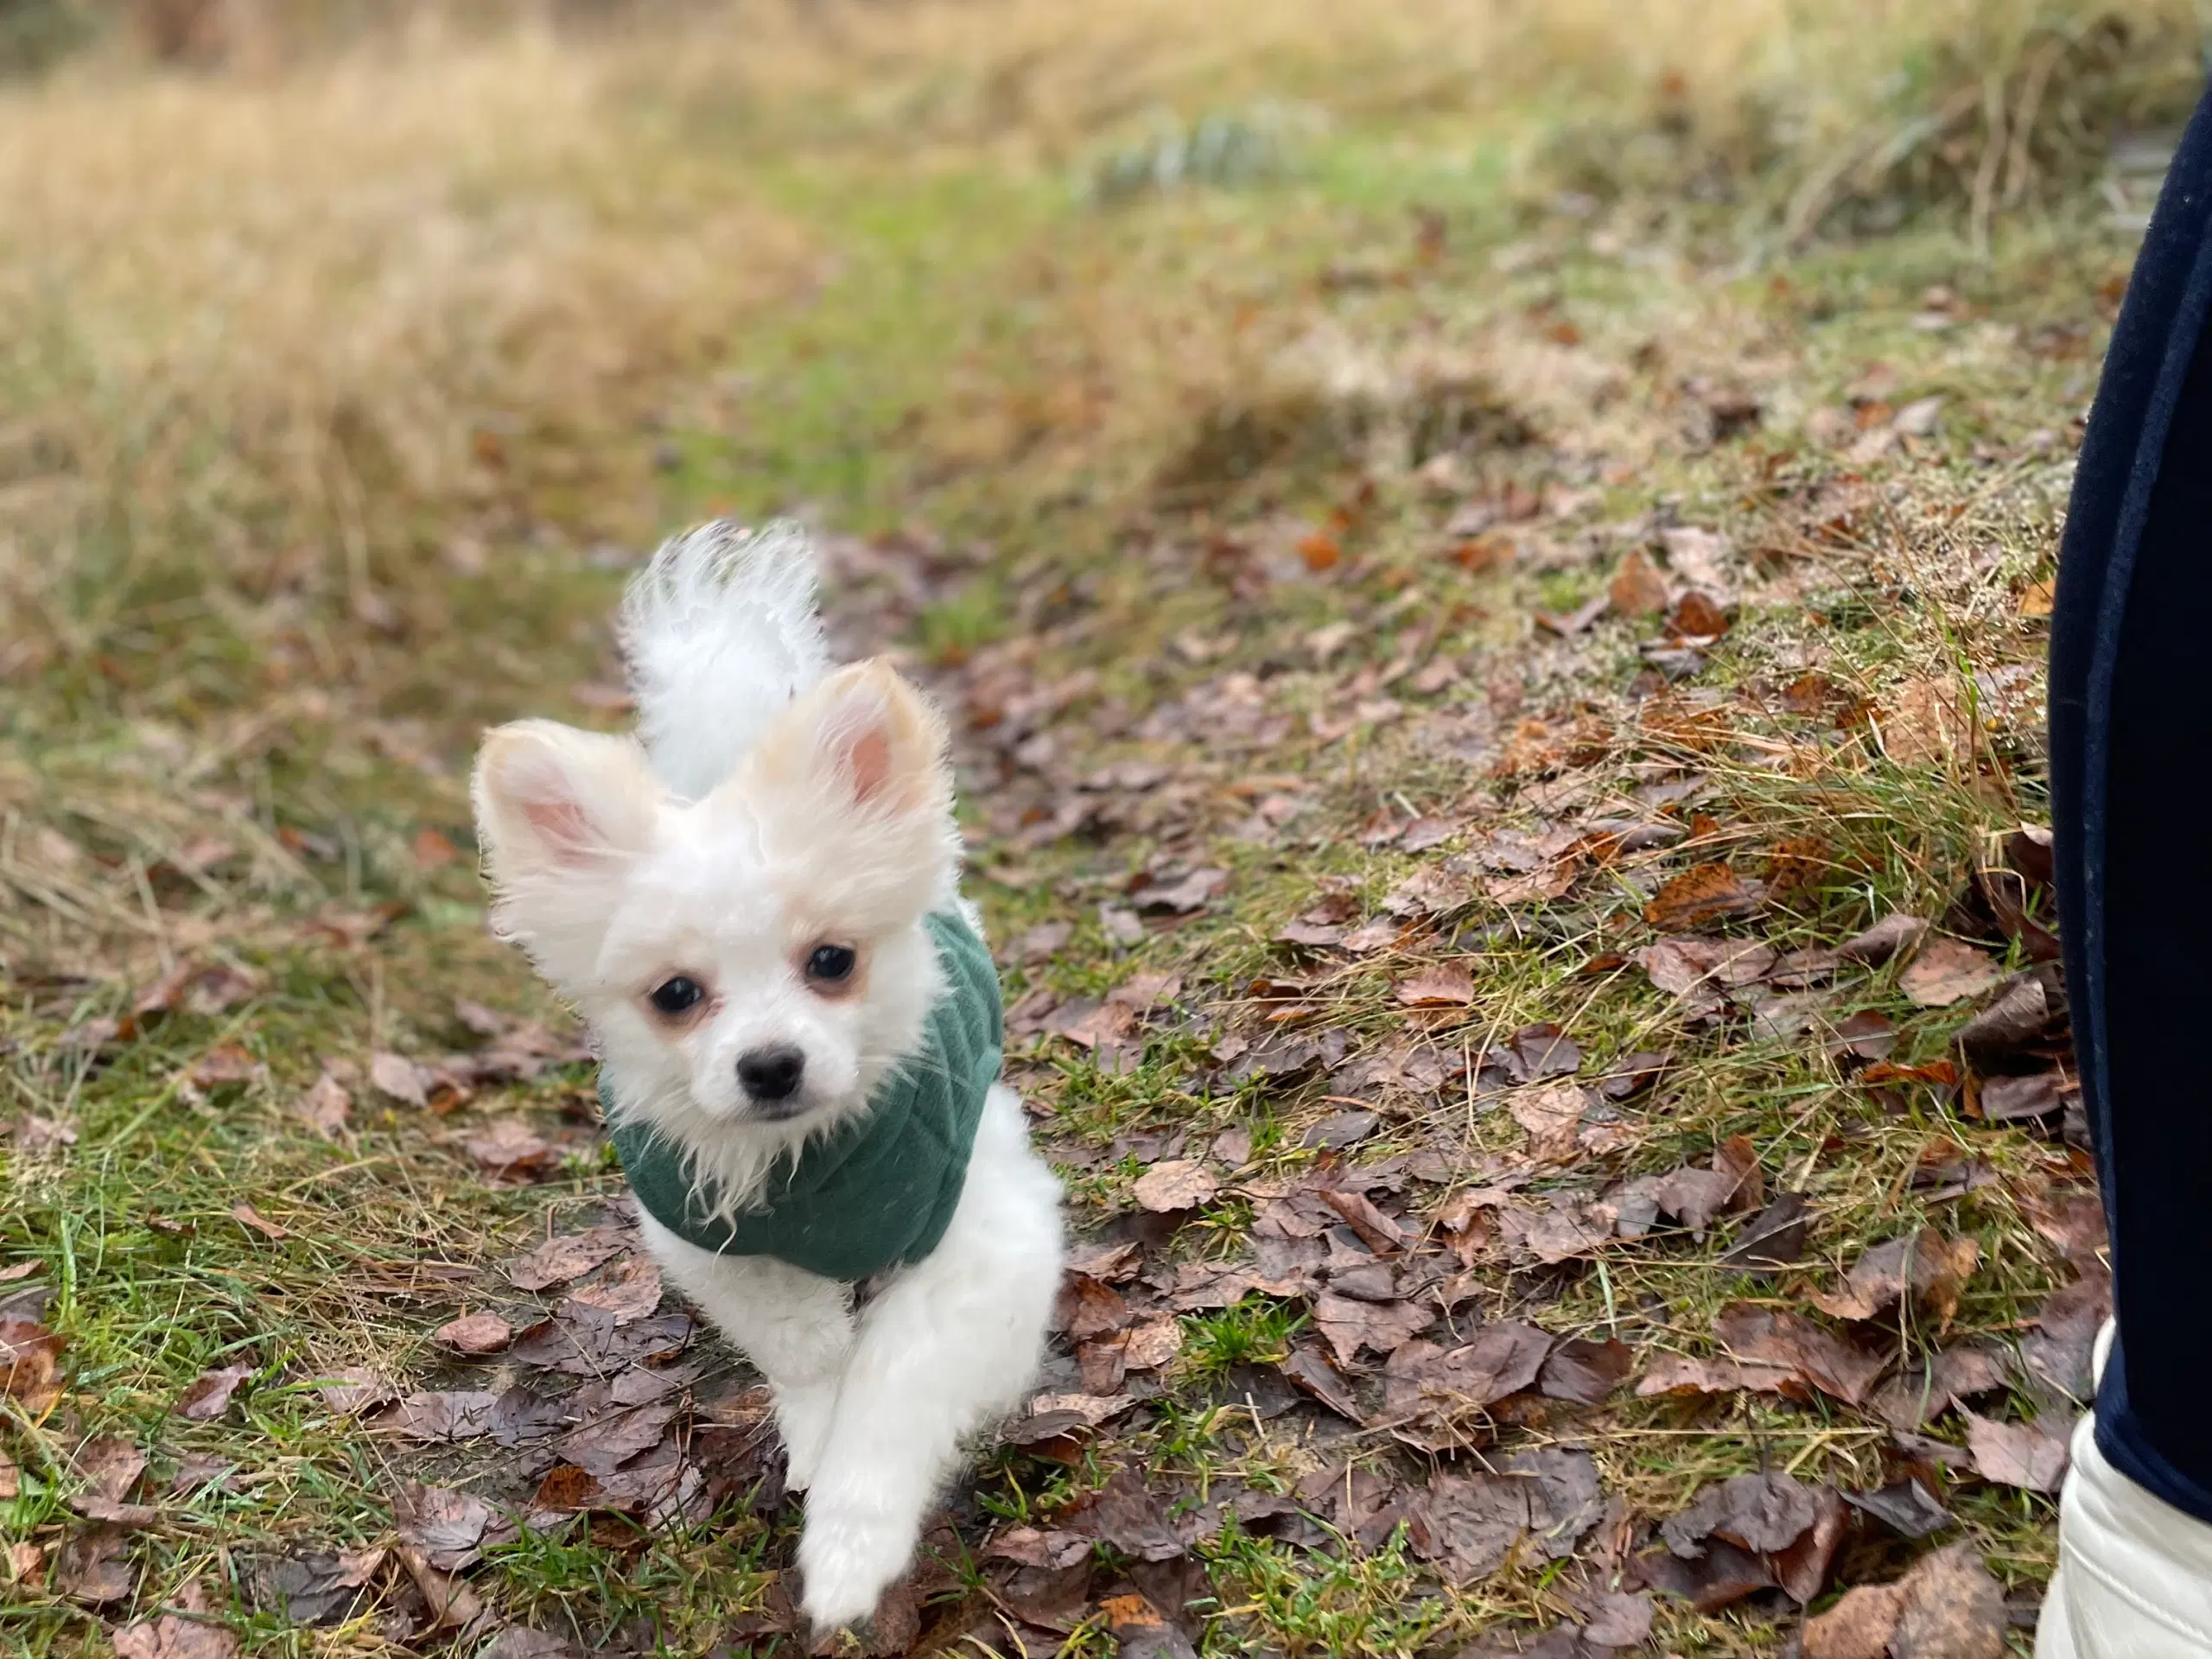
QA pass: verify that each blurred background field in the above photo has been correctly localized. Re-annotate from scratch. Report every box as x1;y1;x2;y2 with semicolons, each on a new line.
0;1;2171;1655
1;0;2198;734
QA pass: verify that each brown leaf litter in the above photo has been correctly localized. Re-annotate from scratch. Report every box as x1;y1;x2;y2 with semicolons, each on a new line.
1802;1541;2008;1659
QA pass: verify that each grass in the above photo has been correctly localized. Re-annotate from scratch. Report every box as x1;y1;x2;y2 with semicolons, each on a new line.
0;0;2159;1654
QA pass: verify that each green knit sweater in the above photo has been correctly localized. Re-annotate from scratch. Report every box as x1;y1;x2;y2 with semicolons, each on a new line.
601;911;1002;1281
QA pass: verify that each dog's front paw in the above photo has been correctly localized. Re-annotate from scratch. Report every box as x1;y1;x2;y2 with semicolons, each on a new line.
798;1504;914;1632
776;1388;836;1493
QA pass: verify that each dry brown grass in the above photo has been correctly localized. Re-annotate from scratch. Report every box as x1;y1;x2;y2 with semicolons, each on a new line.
705;0;2197;143
2;0;2194;607
0;30;814;677
1;0;2196;686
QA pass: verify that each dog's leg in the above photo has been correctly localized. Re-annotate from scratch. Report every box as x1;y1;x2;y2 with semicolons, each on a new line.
639;1214;854;1491
797;1086;1064;1629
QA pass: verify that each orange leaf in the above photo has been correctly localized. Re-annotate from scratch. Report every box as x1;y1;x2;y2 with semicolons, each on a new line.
1641;863;1767;930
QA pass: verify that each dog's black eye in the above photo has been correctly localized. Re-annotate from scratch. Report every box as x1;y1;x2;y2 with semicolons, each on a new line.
806;944;856;982
650;976;704;1015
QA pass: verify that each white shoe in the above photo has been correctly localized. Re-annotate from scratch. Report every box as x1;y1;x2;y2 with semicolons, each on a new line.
2039;1322;2212;1656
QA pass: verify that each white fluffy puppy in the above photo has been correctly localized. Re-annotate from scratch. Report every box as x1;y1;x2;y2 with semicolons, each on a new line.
470;521;1065;1630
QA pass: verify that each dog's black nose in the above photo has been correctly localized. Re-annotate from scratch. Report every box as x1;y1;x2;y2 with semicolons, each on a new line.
736;1046;806;1103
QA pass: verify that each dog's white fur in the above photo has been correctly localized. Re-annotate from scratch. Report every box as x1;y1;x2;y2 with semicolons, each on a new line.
470;521;1064;1630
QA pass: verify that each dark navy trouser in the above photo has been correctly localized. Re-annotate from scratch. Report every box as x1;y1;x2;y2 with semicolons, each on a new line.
2052;80;2212;1521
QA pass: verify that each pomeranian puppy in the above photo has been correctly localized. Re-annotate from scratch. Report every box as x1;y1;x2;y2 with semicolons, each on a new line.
470;520;1065;1630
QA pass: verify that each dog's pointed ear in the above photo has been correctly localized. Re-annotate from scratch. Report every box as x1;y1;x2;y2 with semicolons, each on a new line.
747;660;950;822
473;720;662;876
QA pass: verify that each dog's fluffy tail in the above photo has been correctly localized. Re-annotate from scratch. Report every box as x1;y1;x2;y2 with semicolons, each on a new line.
620;519;830;798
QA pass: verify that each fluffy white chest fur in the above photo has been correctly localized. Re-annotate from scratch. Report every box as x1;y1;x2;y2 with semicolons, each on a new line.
470;521;1065;1630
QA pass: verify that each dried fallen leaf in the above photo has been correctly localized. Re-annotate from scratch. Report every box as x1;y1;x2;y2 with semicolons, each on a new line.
1408;1447;1604;1582
1843;1478;1955;1540
1537;1337;1634;1404
1133;1160;1218;1214
1318;1186;1407;1253
1510;1081;1587;1163
391;1482;518;1572
1900;938;2002;1007
1814;1230;1980;1326
112;1578;239;1659
1636;1352;1802;1398
253;1548;386;1628
1643;863;1768;930
1719;1192;1812;1270
1979;1071;2063;1122
395;1535;491;1632
507;1307;694;1376
1956;975;2058;1065
1610;548;1671;615
1055;1274;1135;1342
1715;1305;1885;1406
508;1226;627;1292
175;1364;254;1422
1077;1470;1187;1562
1669;588;1730;639
1962;1409;2070;1492
1281;1344;1362;1420
1498;1198;1611;1264
1653;1166;1745;1232
435;1313;514;1356
1101;1591;1199;1659
1880;677;1976;766
564;1255;664;1325
378;1389;502;1443
990;1527;1094;1587
1122;1318;1184;1371
1837;912;1929;964
188;1045;261;1089
295;1072;351;1138
368;1051;434;1107
1662;1470;1818;1558
1804;1541;2005;1659
1576;1588;1656;1648
1382;1325;1554;1442
463;1117;561;1179
1313;1294;1435;1367
231;1204;287;1241
1534;592;1611;637
74;1437;146;1503
1485;858;1580;906
54;1524;135;1604
315;1366;395;1416
1109;971;1183;1011
1135;868;1228;914
1;1317;66;1412
1804;1581;1907;1659
1395;963;1476;1007
1304;1108;1379;1151
557;1402;680;1477
1636;936;1777;1003
1829;1009;1898;1064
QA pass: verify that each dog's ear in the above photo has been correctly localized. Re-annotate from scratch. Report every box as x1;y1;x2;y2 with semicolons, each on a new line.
747;660;950;823
473;719;662;877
